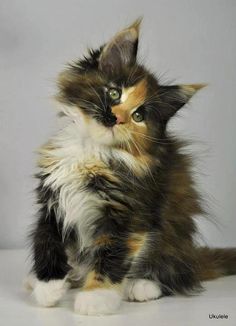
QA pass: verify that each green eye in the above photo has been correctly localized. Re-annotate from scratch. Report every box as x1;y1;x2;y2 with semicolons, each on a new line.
108;88;120;101
132;110;144;122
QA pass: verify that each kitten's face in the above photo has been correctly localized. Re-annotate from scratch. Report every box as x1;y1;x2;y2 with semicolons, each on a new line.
57;20;204;153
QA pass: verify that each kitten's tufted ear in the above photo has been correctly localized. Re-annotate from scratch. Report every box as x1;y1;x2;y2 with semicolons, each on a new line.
99;18;141;74
158;84;207;120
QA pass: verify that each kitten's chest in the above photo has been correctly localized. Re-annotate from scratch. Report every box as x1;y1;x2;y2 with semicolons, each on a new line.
43;146;116;248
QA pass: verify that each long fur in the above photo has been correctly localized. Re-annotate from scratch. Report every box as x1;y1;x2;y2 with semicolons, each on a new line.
28;20;236;315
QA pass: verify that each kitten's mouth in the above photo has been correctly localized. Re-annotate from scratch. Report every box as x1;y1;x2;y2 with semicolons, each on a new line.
110;124;132;146
104;124;118;144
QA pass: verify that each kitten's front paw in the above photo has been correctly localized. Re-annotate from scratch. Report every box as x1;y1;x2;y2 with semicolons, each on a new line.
33;279;68;307
74;289;121;315
124;279;161;302
23;273;37;291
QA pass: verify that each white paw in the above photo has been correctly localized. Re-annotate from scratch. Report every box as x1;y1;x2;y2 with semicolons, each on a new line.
124;279;161;302
23;273;37;291
74;289;122;315
33;279;68;307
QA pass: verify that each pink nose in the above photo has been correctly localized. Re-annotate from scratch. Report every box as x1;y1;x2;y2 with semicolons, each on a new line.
115;114;124;124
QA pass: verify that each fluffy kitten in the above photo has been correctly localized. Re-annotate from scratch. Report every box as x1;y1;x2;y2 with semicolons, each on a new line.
28;19;236;315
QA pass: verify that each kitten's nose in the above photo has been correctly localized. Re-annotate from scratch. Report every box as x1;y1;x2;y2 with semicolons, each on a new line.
115;114;125;124
103;114;117;127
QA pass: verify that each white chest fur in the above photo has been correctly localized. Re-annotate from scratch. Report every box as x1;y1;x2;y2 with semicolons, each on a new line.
40;124;112;250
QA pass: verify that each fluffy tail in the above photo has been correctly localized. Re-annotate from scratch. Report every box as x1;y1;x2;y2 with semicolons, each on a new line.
197;247;236;281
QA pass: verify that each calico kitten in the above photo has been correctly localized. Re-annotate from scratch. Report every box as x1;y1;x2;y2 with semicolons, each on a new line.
28;19;236;315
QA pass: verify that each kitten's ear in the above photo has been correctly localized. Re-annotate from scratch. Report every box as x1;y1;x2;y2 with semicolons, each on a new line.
99;18;141;74
158;84;207;120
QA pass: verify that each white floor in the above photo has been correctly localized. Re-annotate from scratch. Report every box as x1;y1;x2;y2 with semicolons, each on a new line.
0;249;235;326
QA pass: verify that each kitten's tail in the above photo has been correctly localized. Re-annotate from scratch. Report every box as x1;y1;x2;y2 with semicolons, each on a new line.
197;247;236;281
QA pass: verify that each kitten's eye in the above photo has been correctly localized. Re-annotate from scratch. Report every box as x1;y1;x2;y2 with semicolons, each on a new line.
132;110;144;123
108;88;120;101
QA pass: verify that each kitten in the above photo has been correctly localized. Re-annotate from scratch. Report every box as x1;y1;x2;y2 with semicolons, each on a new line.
28;19;236;315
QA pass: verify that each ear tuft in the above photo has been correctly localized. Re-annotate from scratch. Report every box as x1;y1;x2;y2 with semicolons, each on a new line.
180;83;207;100
127;17;142;34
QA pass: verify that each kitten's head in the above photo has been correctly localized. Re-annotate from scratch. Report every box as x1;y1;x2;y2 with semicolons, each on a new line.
56;19;205;152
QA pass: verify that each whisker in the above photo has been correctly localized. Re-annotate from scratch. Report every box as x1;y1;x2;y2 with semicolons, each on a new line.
77;98;102;111
129;136;156;183
130;130;171;145
87;82;106;112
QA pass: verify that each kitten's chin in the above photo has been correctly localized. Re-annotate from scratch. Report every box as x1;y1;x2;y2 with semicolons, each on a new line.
88;124;131;148
86;120;115;146
91;129;115;146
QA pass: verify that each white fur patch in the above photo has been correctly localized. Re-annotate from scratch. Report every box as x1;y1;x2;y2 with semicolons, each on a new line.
33;279;68;307
41;122;112;249
123;279;161;302
121;87;135;103
74;289;122;315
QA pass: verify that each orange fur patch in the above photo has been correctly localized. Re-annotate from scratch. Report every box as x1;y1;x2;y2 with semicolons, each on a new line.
94;234;113;247
199;269;221;281
111;79;147;122
127;232;147;256
83;271;120;291
77;161;119;183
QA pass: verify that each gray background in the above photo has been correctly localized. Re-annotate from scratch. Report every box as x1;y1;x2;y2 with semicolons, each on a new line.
0;0;235;249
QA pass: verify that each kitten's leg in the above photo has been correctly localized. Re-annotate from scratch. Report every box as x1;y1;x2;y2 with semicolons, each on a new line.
31;212;71;307
123;232;162;302
74;236;129;315
123;278;162;302
123;231;200;298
